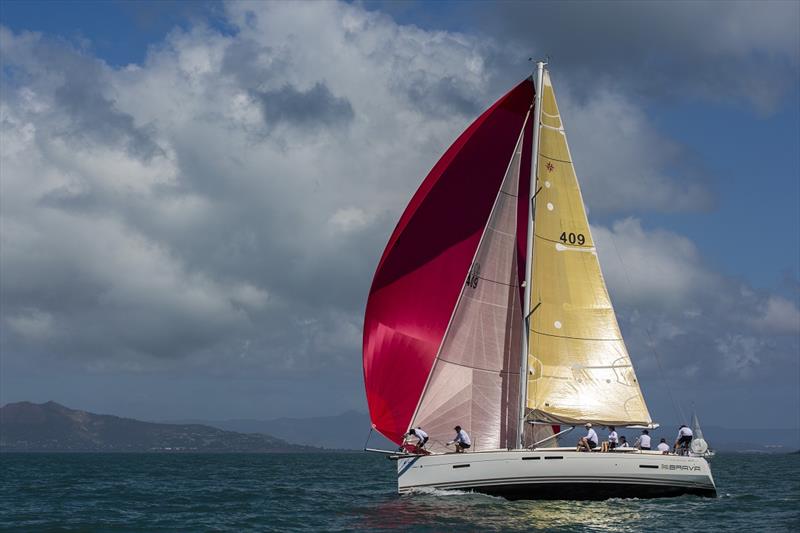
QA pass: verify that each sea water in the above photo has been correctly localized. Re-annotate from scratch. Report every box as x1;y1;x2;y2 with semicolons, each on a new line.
1;452;797;532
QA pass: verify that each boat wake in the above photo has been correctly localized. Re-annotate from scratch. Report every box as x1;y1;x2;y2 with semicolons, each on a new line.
404;487;503;500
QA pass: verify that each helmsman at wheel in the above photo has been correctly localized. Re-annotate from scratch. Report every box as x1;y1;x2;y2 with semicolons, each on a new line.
674;425;693;454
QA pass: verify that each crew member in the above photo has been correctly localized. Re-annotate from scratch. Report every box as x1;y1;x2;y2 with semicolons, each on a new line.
608;426;619;450
404;427;429;451
577;423;598;452
657;438;670;453
636;429;651;450
618;435;630;448
674;425;693;454
447;426;471;453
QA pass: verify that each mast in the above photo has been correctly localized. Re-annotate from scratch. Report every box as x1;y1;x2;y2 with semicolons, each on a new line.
517;60;546;449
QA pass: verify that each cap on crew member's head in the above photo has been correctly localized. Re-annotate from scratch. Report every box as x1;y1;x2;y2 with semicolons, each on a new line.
454;425;461;431
585;423;592;428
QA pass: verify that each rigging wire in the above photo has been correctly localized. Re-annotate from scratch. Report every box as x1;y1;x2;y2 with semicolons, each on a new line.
362;426;374;450
607;232;687;424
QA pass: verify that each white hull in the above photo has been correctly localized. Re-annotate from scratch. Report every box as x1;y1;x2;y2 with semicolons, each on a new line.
397;448;716;500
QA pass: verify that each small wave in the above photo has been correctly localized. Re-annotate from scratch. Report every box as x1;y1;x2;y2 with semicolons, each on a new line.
732;493;761;501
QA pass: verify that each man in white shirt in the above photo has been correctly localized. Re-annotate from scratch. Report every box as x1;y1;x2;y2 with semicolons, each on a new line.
448;425;471;453
674;425;693;454
636;429;652;450
608;426;619;450
657;438;670;453
577;423;598;452
404;427;429;452
618;436;630;448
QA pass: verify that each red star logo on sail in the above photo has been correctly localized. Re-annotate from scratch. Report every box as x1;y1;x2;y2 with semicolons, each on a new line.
546;161;555;172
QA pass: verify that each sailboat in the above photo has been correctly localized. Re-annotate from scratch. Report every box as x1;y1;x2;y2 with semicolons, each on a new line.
362;62;716;500
690;412;715;458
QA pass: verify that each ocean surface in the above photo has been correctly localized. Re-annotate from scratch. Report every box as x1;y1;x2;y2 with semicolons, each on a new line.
1;452;797;532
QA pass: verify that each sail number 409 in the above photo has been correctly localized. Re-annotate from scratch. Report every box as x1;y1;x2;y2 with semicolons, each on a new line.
559;232;585;245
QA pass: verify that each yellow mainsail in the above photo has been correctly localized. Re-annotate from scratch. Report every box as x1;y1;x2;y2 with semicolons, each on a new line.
526;70;652;426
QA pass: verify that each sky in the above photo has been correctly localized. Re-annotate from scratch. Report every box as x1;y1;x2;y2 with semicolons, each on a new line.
1;0;798;430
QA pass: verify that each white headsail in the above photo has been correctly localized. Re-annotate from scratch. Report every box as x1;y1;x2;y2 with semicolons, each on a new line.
411;117;529;452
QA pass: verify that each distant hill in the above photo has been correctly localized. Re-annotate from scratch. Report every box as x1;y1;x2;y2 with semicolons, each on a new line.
174;410;396;451
178;413;800;453
0;401;317;453
11;401;794;454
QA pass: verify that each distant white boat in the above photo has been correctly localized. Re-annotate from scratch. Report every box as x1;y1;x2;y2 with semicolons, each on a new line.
363;61;716;500
690;412;716;458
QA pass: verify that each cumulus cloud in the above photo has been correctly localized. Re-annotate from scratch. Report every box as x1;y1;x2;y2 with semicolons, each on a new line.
559;87;714;213
5;309;55;341
714;334;764;379
0;1;796;419
0;2;500;378
593;219;799;384
592;218;718;309
751;296;800;333
329;207;370;234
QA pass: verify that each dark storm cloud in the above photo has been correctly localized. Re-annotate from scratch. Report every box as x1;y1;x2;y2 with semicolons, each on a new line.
221;38;287;88
53;72;163;160
37;186;99;212
468;0;800;113
0;28;162;159
393;73;483;118
0;208;251;363
254;82;355;130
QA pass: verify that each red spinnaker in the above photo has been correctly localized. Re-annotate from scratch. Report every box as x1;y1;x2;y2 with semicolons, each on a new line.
363;79;534;444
